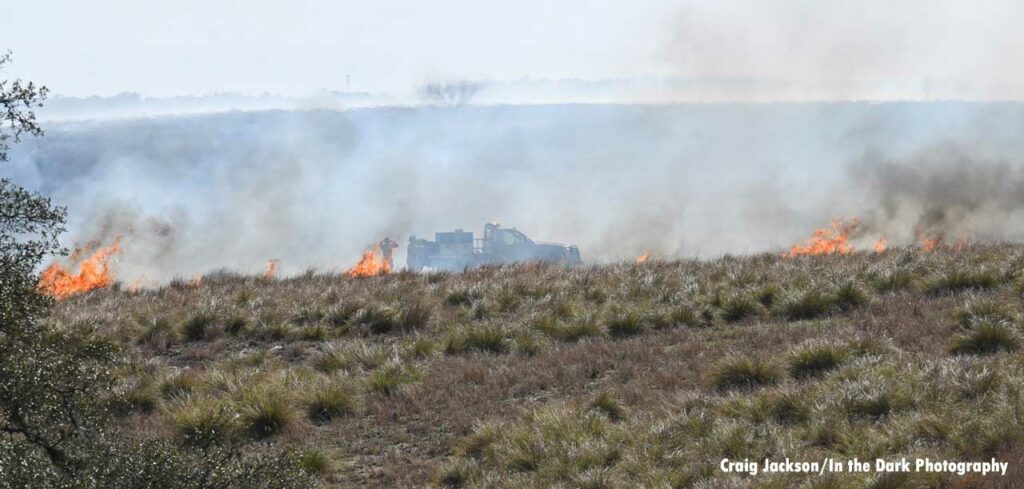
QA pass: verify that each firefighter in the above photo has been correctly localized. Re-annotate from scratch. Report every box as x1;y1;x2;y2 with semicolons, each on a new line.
379;237;398;267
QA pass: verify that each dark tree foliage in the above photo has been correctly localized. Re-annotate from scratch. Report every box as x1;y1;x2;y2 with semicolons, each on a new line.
0;52;315;488
0;50;60;328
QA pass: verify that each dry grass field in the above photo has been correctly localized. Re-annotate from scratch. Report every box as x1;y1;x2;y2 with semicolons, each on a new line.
49;245;1024;488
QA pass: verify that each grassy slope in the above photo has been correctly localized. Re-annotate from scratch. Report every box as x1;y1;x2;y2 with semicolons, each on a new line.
50;245;1024;488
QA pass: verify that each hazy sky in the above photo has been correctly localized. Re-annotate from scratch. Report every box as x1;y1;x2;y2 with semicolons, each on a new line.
2;0;1023;100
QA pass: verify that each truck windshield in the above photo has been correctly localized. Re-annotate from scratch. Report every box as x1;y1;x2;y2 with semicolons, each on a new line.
501;230;528;245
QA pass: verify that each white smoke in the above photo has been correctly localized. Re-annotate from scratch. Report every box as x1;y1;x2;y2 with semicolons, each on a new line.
4;100;1024;283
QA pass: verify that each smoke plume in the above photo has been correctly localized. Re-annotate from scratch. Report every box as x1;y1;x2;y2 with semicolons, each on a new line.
5;102;1024;282
851;142;1024;245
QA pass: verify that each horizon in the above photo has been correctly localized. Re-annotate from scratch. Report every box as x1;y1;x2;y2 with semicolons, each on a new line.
5;1;1024;101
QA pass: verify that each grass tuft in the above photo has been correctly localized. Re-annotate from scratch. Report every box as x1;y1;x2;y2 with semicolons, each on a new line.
305;380;361;423
160;369;199;399
767;391;809;424
398;301;434;331
353;305;399;334
708;356;784;391
224;315;248;335
327;303;362;328
869;269;916;293
720;295;761;322
182;313;216;342
239;389;296;438
834;281;869;310
512;331;546;356
955;300;1015;328
433;459;480;488
605;310;646;337
401;335;438;359
843;387;897;420
169;397;238;447
445;289;478;307
366;363;422;395
788;343;848;378
298;448;331;475
533;314;601;342
139;317;179;350
312;344;356;374
444;325;508;354
780;289;837;321
924;269;1000;296
950;321;1020;356
756;285;781;308
588;392;627;422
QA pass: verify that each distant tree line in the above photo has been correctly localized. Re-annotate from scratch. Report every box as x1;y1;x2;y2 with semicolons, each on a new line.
420;80;483;106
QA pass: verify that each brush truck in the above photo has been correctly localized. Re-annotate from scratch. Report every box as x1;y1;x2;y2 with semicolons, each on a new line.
407;223;582;272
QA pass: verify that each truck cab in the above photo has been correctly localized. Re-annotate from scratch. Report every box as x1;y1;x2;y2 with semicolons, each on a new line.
407;223;582;272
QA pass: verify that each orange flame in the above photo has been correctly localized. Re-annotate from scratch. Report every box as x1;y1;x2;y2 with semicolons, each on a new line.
873;238;888;253
920;235;941;252
191;274;203;288
127;276;155;293
39;237;122;299
264;259;278;279
785;218;859;257
345;246;391;278
919;234;970;252
635;251;651;264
